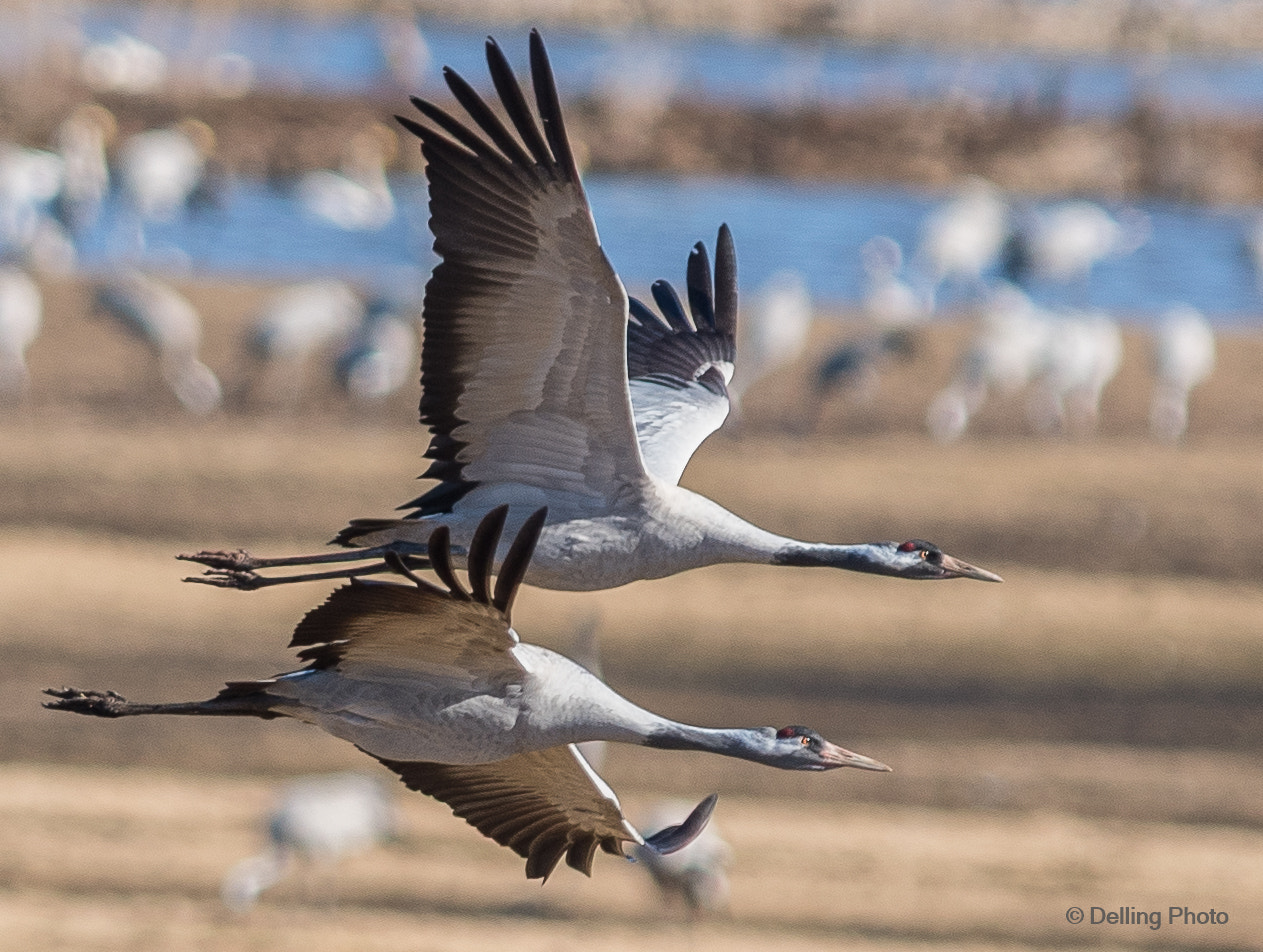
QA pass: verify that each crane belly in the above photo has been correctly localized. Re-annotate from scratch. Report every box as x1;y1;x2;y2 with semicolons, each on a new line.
271;671;525;765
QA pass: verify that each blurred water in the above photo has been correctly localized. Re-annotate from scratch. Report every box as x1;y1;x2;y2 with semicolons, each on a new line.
67;173;1262;324
5;6;1263;117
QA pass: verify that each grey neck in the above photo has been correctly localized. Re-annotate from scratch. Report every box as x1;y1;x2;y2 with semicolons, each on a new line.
773;541;895;576
643;723;777;766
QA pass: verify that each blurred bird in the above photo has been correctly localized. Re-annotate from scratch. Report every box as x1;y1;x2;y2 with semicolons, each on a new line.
859;235;931;329
53;104;115;236
80;32;167;94
1000;200;1149;291
47;507;893;880
298;124;396;231
117;119;216;224
0;266;41;400
914;176;1008;302
814;328;918;411
334;296;418;403
0;143;64;258
926;283;1052;442
634;799;732;916
375;0;430;90
727;268;813;412
246;279;364;403
1149;305;1215;443
221;772;397;912
1026;309;1122;437
93;269;222;414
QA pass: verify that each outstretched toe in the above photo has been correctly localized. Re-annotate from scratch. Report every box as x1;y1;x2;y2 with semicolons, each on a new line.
176;549;257;570
43;687;129;717
182;569;267;590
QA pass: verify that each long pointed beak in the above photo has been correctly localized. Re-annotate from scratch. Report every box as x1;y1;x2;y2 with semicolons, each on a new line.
938;553;1003;582
820;741;892;772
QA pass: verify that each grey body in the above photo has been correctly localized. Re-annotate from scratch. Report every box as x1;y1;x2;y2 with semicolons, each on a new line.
268;643;660;763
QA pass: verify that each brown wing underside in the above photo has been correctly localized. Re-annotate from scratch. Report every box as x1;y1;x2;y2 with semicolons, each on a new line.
368;745;635;880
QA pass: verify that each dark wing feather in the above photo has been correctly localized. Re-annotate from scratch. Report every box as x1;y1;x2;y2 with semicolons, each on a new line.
370;745;636;880
397;31;645;519
286;579;519;683
288;509;537;682
625;226;738;485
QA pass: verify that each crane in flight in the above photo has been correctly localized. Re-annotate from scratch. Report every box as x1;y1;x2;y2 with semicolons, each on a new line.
46;507;890;881
180;31;1000;592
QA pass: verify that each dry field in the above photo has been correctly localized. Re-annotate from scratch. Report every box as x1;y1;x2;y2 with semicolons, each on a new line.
2;274;1262;950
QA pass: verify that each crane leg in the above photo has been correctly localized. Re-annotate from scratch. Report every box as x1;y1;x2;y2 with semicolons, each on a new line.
43;687;284;719
177;543;404;572
181;556;430;590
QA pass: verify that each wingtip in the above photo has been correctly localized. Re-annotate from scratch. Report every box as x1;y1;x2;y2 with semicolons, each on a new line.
641;793;718;855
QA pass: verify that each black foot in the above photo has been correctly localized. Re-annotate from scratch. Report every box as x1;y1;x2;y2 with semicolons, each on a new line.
43;687;130;717
182;569;268;590
176;549;258;571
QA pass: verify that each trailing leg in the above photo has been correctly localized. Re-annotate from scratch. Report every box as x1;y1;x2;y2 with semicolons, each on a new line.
176;543;402;573
179;553;432;591
43;686;289;720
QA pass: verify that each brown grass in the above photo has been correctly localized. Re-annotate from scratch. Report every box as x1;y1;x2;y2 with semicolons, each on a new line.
3;273;1262;949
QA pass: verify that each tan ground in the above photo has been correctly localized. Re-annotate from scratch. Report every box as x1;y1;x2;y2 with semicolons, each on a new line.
3;274;1262;949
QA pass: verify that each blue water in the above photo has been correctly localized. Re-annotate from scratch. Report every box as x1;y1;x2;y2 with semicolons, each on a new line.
6;5;1263;118
65;173;1262;325
10;5;1260;322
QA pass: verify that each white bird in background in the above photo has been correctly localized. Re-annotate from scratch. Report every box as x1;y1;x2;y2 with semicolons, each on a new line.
93;269;222;414
1001;200;1149;289
375;0;430;90
860;235;931;329
246;279;364;403
0;266;41;400
182;33;1000;592
926;283;1053;442
221;772;397;912
0;143;63;258
298;124;396;231
726;268;814;411
116;118;216;223
914;176;1008;302
1026;309;1122;437
54;104;115;236
634;799;733;916
335;296;418;403
1149;305;1215;443
80;32;168;94
47;507;893;880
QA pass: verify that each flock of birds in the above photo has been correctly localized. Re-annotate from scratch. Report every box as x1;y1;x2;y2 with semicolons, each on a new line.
806;177;1219;443
46;31;1007;899
0;43;1223;442
0;89;413;409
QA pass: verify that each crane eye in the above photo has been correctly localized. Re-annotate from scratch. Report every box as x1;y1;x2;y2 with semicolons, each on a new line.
800;735;812;747
919;549;929;560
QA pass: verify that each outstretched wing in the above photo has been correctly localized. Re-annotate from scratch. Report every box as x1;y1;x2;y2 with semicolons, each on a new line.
395;32;646;519
626;226;738;485
370;744;636;880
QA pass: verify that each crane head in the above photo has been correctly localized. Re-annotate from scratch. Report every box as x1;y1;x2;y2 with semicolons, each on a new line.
885;540;1003;582
766;726;891;772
